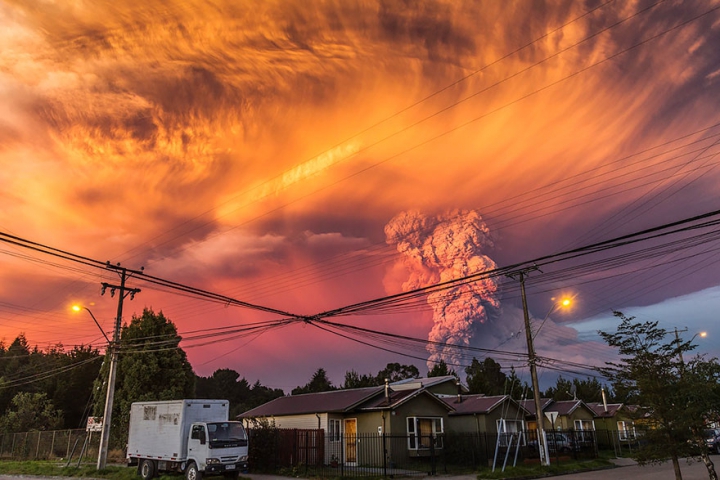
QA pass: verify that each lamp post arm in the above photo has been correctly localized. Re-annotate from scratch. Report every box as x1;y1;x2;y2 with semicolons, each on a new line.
84;307;111;344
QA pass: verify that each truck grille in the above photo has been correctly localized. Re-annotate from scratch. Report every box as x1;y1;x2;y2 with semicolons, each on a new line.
221;456;238;463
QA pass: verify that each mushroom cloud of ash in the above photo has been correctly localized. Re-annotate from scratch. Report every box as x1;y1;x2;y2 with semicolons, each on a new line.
384;209;500;370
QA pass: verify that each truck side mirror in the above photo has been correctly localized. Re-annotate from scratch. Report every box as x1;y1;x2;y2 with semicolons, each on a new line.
199;430;206;445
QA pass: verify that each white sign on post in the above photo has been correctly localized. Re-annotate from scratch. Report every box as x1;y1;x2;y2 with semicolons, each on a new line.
86;416;103;432
544;411;559;426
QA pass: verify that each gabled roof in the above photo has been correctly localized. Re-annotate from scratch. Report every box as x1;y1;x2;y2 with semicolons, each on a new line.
587;402;624;418
519;398;554;417
239;387;384;418
545;400;586;416
439;394;530;416
390;376;467;392
360;388;454;412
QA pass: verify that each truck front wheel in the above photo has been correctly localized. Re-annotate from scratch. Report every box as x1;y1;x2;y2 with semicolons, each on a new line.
139;460;155;480
185;462;202;480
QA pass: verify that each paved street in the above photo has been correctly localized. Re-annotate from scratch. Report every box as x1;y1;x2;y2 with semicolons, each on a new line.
1;459;717;480
241;460;717;480
557;459;711;480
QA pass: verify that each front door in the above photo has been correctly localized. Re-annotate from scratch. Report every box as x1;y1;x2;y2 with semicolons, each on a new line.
344;418;357;464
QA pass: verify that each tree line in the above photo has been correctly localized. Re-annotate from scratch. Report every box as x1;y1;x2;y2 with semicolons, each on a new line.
0;309;284;441
0;307;625;436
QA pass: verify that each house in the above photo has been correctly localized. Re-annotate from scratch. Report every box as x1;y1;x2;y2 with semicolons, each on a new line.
439;394;529;436
520;398;598;447
588;402;638;447
439;394;531;452
519;398;554;440
239;378;458;465
544;400;597;433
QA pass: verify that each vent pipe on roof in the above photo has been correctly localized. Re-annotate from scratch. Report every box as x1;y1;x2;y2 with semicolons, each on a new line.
601;387;608;413
385;378;390;403
456;379;462;403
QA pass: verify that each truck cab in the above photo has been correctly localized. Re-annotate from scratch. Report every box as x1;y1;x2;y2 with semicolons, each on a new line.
186;422;248;478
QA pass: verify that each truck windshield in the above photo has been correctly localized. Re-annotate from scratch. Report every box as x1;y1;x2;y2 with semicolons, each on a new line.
207;422;248;448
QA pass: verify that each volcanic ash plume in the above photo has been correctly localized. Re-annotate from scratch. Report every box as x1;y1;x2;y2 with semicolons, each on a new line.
385;210;500;370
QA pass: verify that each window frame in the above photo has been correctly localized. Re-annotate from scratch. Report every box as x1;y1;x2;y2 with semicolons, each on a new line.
573;419;595;442
617;420;636;440
328;418;341;443
407;416;444;450
496;419;526;446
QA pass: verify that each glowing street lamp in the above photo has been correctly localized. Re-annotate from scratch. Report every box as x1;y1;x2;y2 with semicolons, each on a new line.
533;296;574;339
71;305;110;344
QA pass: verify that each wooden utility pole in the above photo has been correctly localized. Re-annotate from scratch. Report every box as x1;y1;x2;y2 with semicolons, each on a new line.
508;267;550;466
97;265;141;470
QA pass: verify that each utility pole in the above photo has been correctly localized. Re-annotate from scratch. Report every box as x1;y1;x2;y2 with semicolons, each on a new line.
674;327;688;365
97;264;141;470
508;267;550;466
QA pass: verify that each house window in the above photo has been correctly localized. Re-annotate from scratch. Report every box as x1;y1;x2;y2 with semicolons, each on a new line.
617;421;636;440
497;419;525;446
328;419;341;442
407;417;443;450
574;420;595;442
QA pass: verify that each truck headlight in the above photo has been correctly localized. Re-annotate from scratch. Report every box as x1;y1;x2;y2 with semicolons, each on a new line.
206;458;220;465
239;456;248;462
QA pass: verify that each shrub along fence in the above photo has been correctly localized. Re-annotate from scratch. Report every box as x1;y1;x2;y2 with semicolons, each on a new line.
0;428;100;464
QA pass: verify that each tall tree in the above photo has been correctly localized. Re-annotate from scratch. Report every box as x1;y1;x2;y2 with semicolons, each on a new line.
542;376;573;400
94;308;195;447
427;360;457;378
51;345;102;428
0;392;63;433
195;369;282;417
465;357;507;395
376;363;420;383
0;335;33;414
343;369;378;389
292;368;335;395
246;381;284;412
599;311;720;480
505;367;530;400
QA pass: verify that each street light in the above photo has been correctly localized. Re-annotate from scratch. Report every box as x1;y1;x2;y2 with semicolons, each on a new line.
533;296;573;339
673;327;708;364
72;305;111;343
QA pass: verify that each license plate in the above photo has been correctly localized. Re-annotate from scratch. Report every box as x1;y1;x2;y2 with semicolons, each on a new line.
225;465;235;470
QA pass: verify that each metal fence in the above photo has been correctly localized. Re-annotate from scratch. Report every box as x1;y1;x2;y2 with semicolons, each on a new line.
0;426;636;476
247;428;607;476
0;428;100;464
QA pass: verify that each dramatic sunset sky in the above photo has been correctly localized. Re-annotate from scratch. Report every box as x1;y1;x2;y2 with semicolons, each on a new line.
2;0;720;392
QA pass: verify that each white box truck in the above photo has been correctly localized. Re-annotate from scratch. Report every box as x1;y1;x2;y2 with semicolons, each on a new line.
127;400;249;480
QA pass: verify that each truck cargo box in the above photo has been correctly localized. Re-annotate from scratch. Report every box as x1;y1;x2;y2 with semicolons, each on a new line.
127;399;230;462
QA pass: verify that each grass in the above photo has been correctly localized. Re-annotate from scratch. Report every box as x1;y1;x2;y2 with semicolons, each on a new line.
0;460;252;480
475;457;615;479
0;460;184;480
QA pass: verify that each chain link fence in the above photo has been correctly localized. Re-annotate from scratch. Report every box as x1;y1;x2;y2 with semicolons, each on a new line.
0;429;101;464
